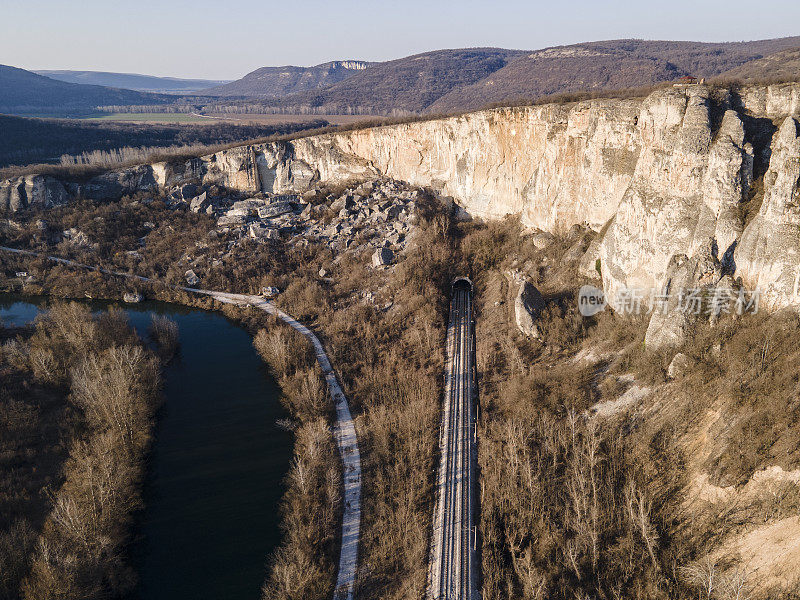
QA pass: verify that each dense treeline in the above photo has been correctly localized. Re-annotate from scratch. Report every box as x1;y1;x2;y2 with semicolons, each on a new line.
252;324;340;599
0;303;164;599
0;64;173;115
0;114;329;169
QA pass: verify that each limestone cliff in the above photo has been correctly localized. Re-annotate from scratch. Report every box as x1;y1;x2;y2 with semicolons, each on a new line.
598;89;754;306
4;82;800;312
736;117;800;309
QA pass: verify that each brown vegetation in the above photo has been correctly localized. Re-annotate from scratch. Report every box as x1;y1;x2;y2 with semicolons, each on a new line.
252;318;341;599
148;314;179;361
251;199;454;599
5;182;800;598
0;303;161;599
459;216;800;599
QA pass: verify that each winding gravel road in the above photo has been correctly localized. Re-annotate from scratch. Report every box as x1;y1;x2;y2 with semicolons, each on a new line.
0;246;361;600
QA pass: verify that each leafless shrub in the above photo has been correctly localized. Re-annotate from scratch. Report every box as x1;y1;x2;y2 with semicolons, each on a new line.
681;556;721;600
148;314;179;361
253;326;313;379
0;305;161;600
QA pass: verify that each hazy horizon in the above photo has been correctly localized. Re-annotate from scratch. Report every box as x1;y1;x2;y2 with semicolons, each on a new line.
2;0;800;79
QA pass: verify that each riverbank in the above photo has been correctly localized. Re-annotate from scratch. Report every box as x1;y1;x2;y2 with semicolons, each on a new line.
0;294;293;600
0;191;452;599
0;250;358;599
0;299;160;599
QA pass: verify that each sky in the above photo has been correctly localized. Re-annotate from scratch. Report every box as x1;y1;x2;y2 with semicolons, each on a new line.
2;0;799;80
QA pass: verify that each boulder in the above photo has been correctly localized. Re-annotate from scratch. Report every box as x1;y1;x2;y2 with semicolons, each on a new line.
228;199;263;217
372;247;394;267
185;270;200;286
355;181;374;197
248;223;270;239
530;231;555;249
259;201;295;219
123;291;144;303
189;192;208;213
330;196;354;213
176;183;198;200
386;204;403;219
515;280;545;339
667;352;693;379
62;227;90;247
217;214;246;227
387;232;403;245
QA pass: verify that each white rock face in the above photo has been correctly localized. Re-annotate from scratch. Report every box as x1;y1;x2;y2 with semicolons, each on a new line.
598;88;754;308
515;280;545;339
0;175;69;211
6;83;800;312
740;83;800;119
735;117;800;309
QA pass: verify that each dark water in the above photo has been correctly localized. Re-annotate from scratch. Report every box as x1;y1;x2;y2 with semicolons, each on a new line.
0;294;291;600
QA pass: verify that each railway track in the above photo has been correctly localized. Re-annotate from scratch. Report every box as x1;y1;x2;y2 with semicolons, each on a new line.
428;278;477;600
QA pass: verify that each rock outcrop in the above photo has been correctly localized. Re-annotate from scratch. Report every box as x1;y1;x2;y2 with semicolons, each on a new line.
5;82;800;311
667;352;692;379
598;89;753;308
0;175;69;211
372;247;394;267
643;249;720;350
514;280;545;339
735;117;800;309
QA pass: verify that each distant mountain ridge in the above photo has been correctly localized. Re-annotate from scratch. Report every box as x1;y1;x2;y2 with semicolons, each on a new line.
717;46;800;81
6;37;800;118
427;38;800;112
0;65;174;114
34;70;230;93
259;48;525;113
203;60;372;97
214;37;800;114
